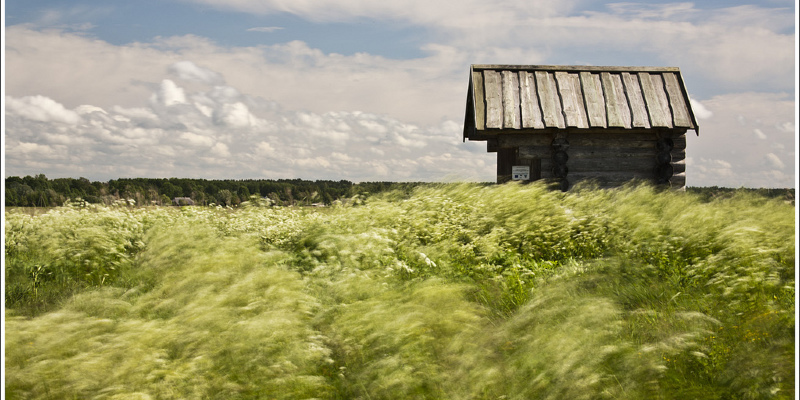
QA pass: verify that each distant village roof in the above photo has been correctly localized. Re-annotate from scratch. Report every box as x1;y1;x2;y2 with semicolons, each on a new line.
464;65;699;141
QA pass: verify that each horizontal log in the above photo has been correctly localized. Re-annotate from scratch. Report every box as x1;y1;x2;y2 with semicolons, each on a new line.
567;146;656;158
570;175;653;187
671;173;686;188
498;135;554;147
570;157;656;172
671;160;686;174
518;146;552;159
519;155;554;169
570;170;653;180
567;140;658;150
670;149;685;162
568;131;658;141
657;130;687;139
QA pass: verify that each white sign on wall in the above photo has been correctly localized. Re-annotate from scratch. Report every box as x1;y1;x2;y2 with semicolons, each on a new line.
512;165;530;181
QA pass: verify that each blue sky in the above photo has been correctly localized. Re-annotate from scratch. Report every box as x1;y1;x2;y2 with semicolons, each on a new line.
3;0;797;187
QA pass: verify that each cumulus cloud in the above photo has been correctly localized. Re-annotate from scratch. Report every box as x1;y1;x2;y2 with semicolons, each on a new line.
169;61;225;85
177;0;794;93
187;0;574;26
685;92;795;187
4;73;494;181
5;95;81;124
152;79;187;107
689;98;713;120
3;2;795;186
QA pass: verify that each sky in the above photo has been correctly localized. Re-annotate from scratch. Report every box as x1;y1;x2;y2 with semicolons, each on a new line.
2;0;798;187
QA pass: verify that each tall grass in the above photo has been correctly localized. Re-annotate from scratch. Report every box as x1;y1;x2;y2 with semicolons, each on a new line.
5;183;795;399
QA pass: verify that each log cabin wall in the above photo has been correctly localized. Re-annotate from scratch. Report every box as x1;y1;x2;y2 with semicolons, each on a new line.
464;65;698;190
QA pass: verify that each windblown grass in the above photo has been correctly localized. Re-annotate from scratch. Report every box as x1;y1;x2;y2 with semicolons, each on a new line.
5;183;795;399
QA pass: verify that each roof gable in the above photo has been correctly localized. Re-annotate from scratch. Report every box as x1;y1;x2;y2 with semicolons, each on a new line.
464;65;699;140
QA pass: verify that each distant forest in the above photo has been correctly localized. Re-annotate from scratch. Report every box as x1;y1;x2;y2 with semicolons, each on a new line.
4;174;795;207
4;175;426;207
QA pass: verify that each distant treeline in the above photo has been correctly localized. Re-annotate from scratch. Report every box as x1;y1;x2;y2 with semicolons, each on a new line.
4;175;425;207
686;186;794;203
4;174;795;207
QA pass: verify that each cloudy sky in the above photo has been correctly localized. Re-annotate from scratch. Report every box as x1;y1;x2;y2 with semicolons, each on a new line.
3;0;797;187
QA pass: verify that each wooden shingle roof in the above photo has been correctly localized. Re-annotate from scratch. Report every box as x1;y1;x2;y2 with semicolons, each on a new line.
464;65;699;140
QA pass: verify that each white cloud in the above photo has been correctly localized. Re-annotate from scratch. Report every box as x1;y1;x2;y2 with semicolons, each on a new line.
5;95;81;124
169;61;225;85
112;106;159;121
255;141;275;155
247;26;284;32
12;142;55;155
686;92;795;187
210;142;231;158
764;153;785;170
151;79;187;107
217;102;260;128
3;2;795;186
180;132;215;147
4;73;495;181
689;97;713;120
75;105;108;115
187;0;575;26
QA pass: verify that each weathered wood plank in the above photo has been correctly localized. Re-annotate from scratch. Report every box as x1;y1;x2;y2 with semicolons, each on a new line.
580;72;607;128
639;72;672;128
484;70;503;129
622;72;650;128
601;72;632;128
535;71;565;128
555;72;589;128
472;70;485;130
651;74;673;128
502;70;521;129
519;71;545;129
662;72;693;128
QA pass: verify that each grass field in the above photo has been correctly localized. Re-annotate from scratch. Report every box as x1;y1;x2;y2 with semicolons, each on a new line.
4;182;796;399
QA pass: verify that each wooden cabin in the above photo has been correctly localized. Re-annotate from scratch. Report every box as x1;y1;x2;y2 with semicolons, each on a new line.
463;65;699;190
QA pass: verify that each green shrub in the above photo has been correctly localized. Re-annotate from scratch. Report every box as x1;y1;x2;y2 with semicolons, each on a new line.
5;183;795;399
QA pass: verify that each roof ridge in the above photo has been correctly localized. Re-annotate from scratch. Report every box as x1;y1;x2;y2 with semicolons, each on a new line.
470;65;681;72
